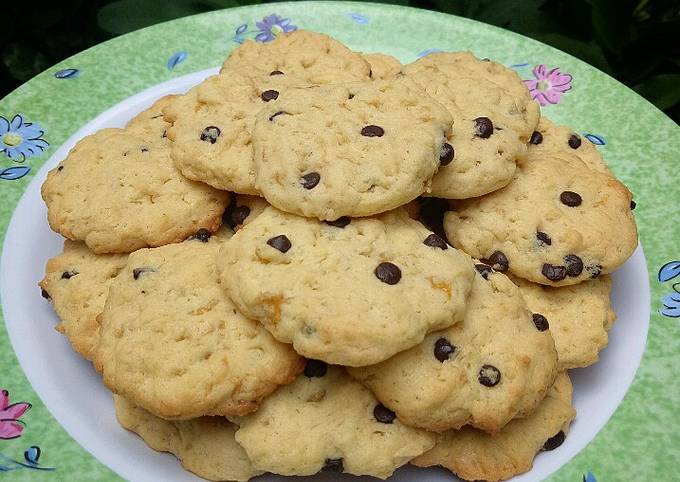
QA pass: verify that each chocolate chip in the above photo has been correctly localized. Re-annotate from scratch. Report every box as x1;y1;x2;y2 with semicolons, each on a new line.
586;264;602;278
269;111;289;121
475;263;493;280
189;228;211;243
369;69;373;78
542;263;567;282
267;235;291;253
270;70;284;76
141;147;149;153
481;57;490;62
630;200;636;210
568;134;581;149
374;262;401;285
486;251;509;272
161;130;167;138
373;403;396;424
325;217;351;228
530;131;543;145
41;288;51;300
61;270;78;279
200;126;221;144
348;93;355;100
536;231;552;246
560;191;582;207
564;254;583;277
133;267;155;280
423;233;448;250
304;359;328;378
543;431;566;451
434;337;455;362
532;313;549;331
361;125;384;137
300;172;321;189
474;117;493;138
478;365;501;387
439;142;454;166
231;205;251;228
261;89;279;102
57;165;64;172
322;458;344;473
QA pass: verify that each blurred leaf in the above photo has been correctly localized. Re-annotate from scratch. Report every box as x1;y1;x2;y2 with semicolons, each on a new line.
1;43;50;82
464;0;561;34
532;33;612;73
586;0;637;55
97;0;249;35
634;74;680;110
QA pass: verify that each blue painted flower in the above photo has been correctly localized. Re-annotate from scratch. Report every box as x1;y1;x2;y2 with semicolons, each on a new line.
254;14;297;43
0;115;49;163
658;261;680;318
583;472;597;482
347;12;369;24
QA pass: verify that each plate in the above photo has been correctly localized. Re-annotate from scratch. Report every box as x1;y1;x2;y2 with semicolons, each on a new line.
0;2;678;481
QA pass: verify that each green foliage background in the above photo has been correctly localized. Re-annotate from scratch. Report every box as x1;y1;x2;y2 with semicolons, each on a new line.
0;0;678;122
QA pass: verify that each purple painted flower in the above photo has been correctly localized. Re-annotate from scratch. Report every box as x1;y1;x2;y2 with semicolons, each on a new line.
254;14;297;43
0;115;49;163
0;390;31;440
523;64;573;106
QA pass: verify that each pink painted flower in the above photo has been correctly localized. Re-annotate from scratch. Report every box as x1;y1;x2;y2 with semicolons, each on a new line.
523;64;573;105
0;390;31;439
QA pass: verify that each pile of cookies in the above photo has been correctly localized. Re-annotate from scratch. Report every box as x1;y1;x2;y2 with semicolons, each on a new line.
39;30;638;482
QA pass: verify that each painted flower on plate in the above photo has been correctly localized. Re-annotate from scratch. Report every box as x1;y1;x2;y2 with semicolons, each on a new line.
255;14;297;42
524;64;573;106
0;390;32;440
0;115;49;162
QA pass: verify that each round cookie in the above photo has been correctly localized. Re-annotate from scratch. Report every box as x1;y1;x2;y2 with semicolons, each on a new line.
218;207;475;367
164;71;306;194
39;241;128;361
222;194;270;232
41;100;229;254
413;372;576;482
529;116;611;174
444;150;638;286
511;274;616;369
349;267;557;433
252;78;453;220
95;237;304;420
221;30;371;84
403;52;539;199
114;396;261;482
125;94;178;142
231;365;435;478
362;53;402;80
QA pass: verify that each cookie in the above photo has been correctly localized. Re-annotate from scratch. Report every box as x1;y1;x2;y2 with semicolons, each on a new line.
125;94;179;142
218;207;475;366
221;30;371;84
42;101;229;254
349;267;557;433
222;194;269;232
529;116;611;174
252;78;452;220
39;241;127;361
95;237;304;419
362;53;402;81
164;71;305;194
231;365;435;478
114;395;261;482
403;52;539;199
444;149;638;286
413;372;576;482
512;274;616;369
